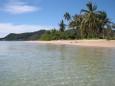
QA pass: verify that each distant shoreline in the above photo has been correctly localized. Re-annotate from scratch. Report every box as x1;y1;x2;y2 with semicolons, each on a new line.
26;39;115;48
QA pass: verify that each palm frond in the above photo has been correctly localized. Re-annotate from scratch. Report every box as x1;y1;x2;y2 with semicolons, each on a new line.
87;2;93;12
64;12;71;21
93;4;97;11
80;9;89;14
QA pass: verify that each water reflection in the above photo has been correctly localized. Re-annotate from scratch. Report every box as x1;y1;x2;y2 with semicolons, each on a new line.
43;44;115;85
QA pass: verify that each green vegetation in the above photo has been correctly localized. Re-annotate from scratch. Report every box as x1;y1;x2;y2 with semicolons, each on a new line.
40;2;115;40
0;30;46;41
59;20;66;32
40;29;78;40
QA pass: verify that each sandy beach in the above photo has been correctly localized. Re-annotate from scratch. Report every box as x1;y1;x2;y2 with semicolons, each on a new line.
27;40;115;48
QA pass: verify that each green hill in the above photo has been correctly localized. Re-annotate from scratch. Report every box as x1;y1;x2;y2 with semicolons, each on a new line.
0;30;46;41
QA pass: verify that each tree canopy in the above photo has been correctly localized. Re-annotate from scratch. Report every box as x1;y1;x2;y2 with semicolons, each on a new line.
40;2;115;40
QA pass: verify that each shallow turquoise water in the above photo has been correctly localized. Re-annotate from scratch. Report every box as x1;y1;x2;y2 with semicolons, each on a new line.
0;41;115;86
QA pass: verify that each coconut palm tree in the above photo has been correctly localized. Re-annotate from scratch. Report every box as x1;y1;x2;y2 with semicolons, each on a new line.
68;14;83;37
80;2;99;38
72;14;82;28
68;14;79;28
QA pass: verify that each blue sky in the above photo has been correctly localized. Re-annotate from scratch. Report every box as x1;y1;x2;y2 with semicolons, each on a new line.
0;0;115;37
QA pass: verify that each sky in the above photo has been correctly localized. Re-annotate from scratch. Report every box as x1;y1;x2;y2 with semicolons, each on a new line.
0;0;115;37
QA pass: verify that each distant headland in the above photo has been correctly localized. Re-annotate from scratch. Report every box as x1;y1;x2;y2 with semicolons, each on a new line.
0;30;46;41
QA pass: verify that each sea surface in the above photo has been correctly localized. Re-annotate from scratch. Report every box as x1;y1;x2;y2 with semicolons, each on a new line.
0;41;115;86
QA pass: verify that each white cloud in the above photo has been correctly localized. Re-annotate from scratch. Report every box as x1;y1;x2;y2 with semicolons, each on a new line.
1;0;39;14
4;4;39;14
0;23;52;38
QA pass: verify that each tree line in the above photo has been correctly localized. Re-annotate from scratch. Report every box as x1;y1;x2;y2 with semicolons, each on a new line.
40;2;115;40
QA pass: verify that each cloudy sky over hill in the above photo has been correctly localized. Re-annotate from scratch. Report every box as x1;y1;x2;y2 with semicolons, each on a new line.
0;0;115;37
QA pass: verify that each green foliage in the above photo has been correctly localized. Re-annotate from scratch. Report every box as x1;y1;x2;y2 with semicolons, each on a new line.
112;23;115;28
59;20;66;32
40;29;80;40
64;12;71;22
0;30;46;41
40;2;115;40
40;29;60;40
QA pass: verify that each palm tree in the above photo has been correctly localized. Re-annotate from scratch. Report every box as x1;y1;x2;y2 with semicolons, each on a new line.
69;21;77;29
97;11;111;38
106;24;113;39
59;20;66;32
69;14;82;36
80;2;99;38
64;12;71;22
70;14;82;28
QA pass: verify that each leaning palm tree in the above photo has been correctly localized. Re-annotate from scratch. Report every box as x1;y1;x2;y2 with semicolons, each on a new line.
72;14;82;28
68;14;83;38
80;2;99;38
68;14;83;35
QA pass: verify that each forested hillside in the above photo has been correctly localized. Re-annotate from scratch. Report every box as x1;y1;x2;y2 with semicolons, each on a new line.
0;30;46;41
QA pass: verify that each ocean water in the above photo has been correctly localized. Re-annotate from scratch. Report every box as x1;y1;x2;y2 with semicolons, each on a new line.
0;41;115;86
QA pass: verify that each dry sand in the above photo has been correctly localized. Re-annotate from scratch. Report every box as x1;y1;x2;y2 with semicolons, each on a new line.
27;39;115;48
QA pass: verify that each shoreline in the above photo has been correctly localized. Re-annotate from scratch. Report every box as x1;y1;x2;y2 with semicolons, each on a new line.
26;39;115;48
